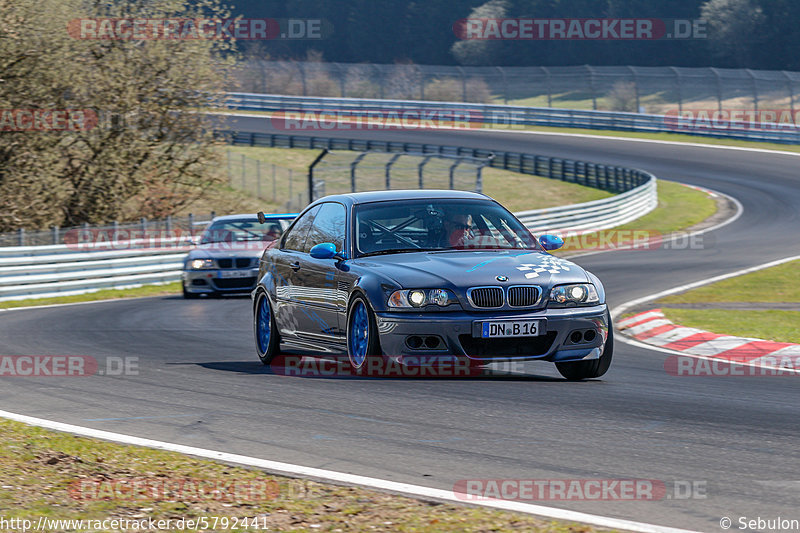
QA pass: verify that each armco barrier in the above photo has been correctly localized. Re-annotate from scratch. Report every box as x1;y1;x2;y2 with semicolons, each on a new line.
223;92;800;144
516;178;657;233
0;244;188;302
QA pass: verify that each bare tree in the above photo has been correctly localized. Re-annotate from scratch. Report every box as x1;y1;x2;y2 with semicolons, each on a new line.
0;0;237;230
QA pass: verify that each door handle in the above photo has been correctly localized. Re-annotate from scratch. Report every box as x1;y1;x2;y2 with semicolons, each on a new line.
290;261;301;271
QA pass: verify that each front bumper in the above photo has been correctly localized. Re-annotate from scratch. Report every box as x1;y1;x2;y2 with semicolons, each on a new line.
374;305;609;364
183;268;259;294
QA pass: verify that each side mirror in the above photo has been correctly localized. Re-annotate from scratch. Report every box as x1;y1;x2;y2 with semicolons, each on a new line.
310;242;341;260
539;234;564;251
257;211;266;224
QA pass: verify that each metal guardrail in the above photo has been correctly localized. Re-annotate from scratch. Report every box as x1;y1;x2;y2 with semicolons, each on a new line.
0;245;187;302
223;92;800;144
0;213;214;248
516;178;658;234
1;128;657;302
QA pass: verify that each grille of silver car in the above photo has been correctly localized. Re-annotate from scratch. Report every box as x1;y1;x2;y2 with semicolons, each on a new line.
468;287;504;308
508;286;540;307
216;258;252;269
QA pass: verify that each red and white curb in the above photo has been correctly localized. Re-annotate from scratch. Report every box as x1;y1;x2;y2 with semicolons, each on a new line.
618;309;800;371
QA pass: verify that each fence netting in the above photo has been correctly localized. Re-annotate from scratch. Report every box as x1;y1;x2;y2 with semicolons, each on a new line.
233;61;800;114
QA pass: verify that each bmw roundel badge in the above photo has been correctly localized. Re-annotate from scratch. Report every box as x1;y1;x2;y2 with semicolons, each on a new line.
496;275;509;282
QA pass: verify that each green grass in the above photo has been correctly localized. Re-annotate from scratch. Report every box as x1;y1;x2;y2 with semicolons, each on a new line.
644;260;800;344
614;180;717;233
0;283;181;310
224;145;322;171
659;260;800;304
499;94;599;110
557;180;716;254
659;308;800;344
483;168;613;212
0;418;600;532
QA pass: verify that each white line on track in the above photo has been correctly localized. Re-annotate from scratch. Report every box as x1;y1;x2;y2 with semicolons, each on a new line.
476;127;800;157
0;295;169;313
0;409;698;533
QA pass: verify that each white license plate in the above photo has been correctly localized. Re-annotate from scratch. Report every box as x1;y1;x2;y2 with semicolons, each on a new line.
481;320;543;338
218;270;252;279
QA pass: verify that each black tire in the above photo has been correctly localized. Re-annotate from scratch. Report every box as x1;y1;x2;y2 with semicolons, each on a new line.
254;291;280;364
346;294;383;375
556;323;614;381
182;285;199;299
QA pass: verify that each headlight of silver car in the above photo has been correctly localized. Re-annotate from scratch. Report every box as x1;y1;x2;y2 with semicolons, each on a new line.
548;283;600;307
388;289;457;308
189;258;214;270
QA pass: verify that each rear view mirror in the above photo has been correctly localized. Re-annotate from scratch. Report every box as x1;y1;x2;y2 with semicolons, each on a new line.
310;242;338;259
539;234;564;251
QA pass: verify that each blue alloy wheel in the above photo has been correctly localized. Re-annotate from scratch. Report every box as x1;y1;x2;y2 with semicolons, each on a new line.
348;300;369;367
257;295;271;354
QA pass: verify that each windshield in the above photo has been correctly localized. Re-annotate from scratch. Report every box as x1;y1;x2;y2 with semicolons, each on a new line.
353;199;540;256
200;219;286;244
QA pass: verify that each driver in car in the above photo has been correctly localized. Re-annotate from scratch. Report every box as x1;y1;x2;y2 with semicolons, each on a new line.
441;212;474;248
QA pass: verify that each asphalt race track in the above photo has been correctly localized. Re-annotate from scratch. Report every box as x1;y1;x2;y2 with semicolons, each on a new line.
2;120;800;531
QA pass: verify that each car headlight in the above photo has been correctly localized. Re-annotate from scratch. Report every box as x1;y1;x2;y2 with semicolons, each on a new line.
189;258;214;270
388;289;457;308
549;283;600;307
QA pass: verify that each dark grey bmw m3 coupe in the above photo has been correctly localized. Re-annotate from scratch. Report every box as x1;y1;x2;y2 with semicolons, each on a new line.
253;190;612;380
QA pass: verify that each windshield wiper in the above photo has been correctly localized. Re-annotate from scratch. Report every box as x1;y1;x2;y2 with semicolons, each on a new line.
359;248;438;257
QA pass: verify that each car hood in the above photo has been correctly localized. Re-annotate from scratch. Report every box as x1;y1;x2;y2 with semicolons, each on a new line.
352;250;590;288
186;242;268;258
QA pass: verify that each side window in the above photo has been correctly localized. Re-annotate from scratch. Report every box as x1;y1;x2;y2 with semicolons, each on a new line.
304;202;346;253
281;205;320;251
